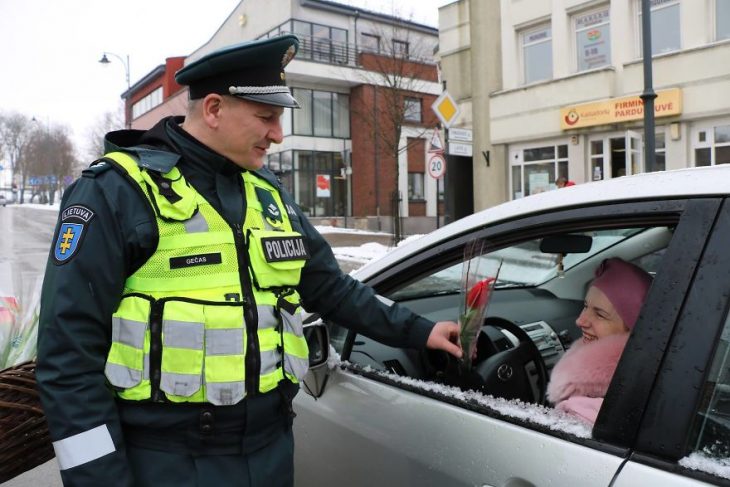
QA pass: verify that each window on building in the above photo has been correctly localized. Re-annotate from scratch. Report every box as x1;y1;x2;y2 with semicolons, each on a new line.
404;97;422;122
292;88;350;138
331;27;348;64
361;33;380;53
288;20;348;63
694;124;730;166
393;39;410;58
312;23;332;62
293;88;313;135
638;0;680;56
274;150;346;217
717;0;730;40
293;21;312;58
521;24;552;84
332;93;350;138
313;91;332;136
408;172;425;200
575;6;611;71
511;143;568;199
131;87;163;119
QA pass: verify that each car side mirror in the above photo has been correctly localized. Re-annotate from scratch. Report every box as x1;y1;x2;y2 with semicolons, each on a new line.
302;320;330;398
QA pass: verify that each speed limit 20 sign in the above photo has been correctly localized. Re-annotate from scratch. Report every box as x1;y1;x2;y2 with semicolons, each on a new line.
428;154;446;179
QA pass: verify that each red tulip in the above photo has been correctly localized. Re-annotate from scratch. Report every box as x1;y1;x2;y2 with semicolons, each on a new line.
466;278;495;311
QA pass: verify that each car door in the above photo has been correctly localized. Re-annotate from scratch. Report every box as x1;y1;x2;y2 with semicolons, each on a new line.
612;199;730;487
293;198;721;487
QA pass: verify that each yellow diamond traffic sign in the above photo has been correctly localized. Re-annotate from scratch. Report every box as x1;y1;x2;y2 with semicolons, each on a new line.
431;91;460;128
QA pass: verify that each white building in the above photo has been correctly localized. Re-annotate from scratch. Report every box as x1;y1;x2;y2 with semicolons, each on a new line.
439;0;730;210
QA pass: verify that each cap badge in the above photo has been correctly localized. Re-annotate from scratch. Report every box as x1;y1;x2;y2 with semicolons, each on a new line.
281;45;296;67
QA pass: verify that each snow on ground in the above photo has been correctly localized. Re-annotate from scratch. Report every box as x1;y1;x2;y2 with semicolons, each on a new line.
4;202;60;211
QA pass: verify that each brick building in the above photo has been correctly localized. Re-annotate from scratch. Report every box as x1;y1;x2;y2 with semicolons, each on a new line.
122;0;443;234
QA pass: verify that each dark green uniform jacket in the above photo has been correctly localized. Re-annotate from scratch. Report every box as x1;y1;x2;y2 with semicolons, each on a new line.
36;116;434;486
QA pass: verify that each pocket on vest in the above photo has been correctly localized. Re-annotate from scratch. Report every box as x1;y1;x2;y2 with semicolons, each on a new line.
160;312;204;397
247;229;309;289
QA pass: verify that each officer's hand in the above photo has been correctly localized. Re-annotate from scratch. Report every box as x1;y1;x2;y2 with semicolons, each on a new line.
426;321;462;358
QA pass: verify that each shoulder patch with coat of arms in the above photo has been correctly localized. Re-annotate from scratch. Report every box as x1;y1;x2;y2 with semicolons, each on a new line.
52;205;96;265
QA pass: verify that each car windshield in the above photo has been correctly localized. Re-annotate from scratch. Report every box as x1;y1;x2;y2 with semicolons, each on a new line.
389;228;644;301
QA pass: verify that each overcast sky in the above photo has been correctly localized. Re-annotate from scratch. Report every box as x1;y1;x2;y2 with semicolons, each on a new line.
0;0;449;157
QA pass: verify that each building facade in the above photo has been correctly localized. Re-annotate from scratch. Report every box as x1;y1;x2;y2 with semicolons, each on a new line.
125;0;444;234
440;0;730;210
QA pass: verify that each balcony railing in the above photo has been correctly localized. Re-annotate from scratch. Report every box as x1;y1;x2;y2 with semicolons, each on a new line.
283;32;436;68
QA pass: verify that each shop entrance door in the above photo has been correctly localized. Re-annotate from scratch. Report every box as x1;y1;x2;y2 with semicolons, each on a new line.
591;131;643;180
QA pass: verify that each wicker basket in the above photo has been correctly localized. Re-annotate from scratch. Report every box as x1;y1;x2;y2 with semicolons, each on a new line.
0;361;54;483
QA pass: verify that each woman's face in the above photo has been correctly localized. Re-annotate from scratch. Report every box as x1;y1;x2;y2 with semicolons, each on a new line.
576;286;628;343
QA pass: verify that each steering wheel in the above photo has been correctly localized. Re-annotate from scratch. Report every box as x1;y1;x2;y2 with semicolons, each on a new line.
472;317;549;404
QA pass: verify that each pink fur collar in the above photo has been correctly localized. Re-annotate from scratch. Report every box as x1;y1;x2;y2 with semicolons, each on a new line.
546;333;629;404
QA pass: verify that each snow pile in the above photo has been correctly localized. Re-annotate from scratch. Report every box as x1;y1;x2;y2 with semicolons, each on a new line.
679;450;730;480
325;352;592;438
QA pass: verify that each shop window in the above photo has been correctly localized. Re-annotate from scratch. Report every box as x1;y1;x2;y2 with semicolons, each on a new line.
404;97;422;122
290;151;347;217
574;6;611;72
361;33;380;53
694;124;730;167
521;24;552;84
511;143;568;199
717;0;730;41
638;0;680;57
408;173;425;201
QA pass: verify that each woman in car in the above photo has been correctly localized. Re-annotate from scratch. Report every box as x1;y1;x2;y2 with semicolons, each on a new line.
546;257;653;424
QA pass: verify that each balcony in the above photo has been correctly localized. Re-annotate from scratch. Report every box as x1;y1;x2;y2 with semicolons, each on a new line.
284;32;436;69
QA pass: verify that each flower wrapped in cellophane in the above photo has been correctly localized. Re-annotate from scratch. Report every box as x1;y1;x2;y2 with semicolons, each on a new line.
459;241;501;372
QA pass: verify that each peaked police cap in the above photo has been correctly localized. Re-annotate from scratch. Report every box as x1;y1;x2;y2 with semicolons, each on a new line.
175;35;300;108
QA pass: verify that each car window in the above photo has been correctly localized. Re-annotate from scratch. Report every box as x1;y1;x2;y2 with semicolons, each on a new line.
682;312;730;475
389;228;646;301
339;222;676;441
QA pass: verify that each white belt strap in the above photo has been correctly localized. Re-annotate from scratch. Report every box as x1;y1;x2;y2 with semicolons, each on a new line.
52;424;116;470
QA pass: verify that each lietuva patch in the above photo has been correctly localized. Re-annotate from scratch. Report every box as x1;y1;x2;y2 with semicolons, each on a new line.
261;236;310;262
169;252;223;269
53;205;96;265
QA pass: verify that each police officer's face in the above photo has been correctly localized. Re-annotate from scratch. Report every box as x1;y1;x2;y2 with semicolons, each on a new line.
218;96;284;170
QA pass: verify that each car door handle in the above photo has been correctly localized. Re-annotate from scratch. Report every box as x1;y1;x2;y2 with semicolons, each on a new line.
494;478;536;487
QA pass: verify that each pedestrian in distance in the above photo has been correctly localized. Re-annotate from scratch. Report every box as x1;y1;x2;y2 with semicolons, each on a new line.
556;176;576;188
37;35;462;487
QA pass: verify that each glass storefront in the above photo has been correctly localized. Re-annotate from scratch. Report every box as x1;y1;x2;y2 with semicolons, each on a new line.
266;150;348;217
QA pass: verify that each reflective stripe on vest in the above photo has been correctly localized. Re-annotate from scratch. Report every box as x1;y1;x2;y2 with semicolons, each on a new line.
102;152;309;405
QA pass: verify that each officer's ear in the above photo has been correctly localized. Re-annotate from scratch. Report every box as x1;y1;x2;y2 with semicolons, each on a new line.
200;94;224;128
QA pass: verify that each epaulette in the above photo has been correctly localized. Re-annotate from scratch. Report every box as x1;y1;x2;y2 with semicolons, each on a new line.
82;160;113;178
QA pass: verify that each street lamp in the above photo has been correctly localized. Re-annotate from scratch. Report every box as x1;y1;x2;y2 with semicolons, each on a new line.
98;52;130;89
99;51;131;128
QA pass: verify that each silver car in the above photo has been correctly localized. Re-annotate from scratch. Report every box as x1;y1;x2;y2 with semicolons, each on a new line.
295;166;730;486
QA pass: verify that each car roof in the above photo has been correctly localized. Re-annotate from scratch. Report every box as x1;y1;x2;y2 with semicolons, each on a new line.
354;165;730;280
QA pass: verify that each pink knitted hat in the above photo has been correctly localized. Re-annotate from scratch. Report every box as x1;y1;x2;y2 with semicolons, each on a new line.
590;258;653;330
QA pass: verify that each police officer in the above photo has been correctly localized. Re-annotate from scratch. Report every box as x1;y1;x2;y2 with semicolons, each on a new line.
37;35;462;487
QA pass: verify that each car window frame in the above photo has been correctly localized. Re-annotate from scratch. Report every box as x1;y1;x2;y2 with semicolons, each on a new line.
336;197;721;451
623;199;730;486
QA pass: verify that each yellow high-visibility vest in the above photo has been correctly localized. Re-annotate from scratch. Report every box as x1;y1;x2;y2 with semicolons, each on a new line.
102;151;309;405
